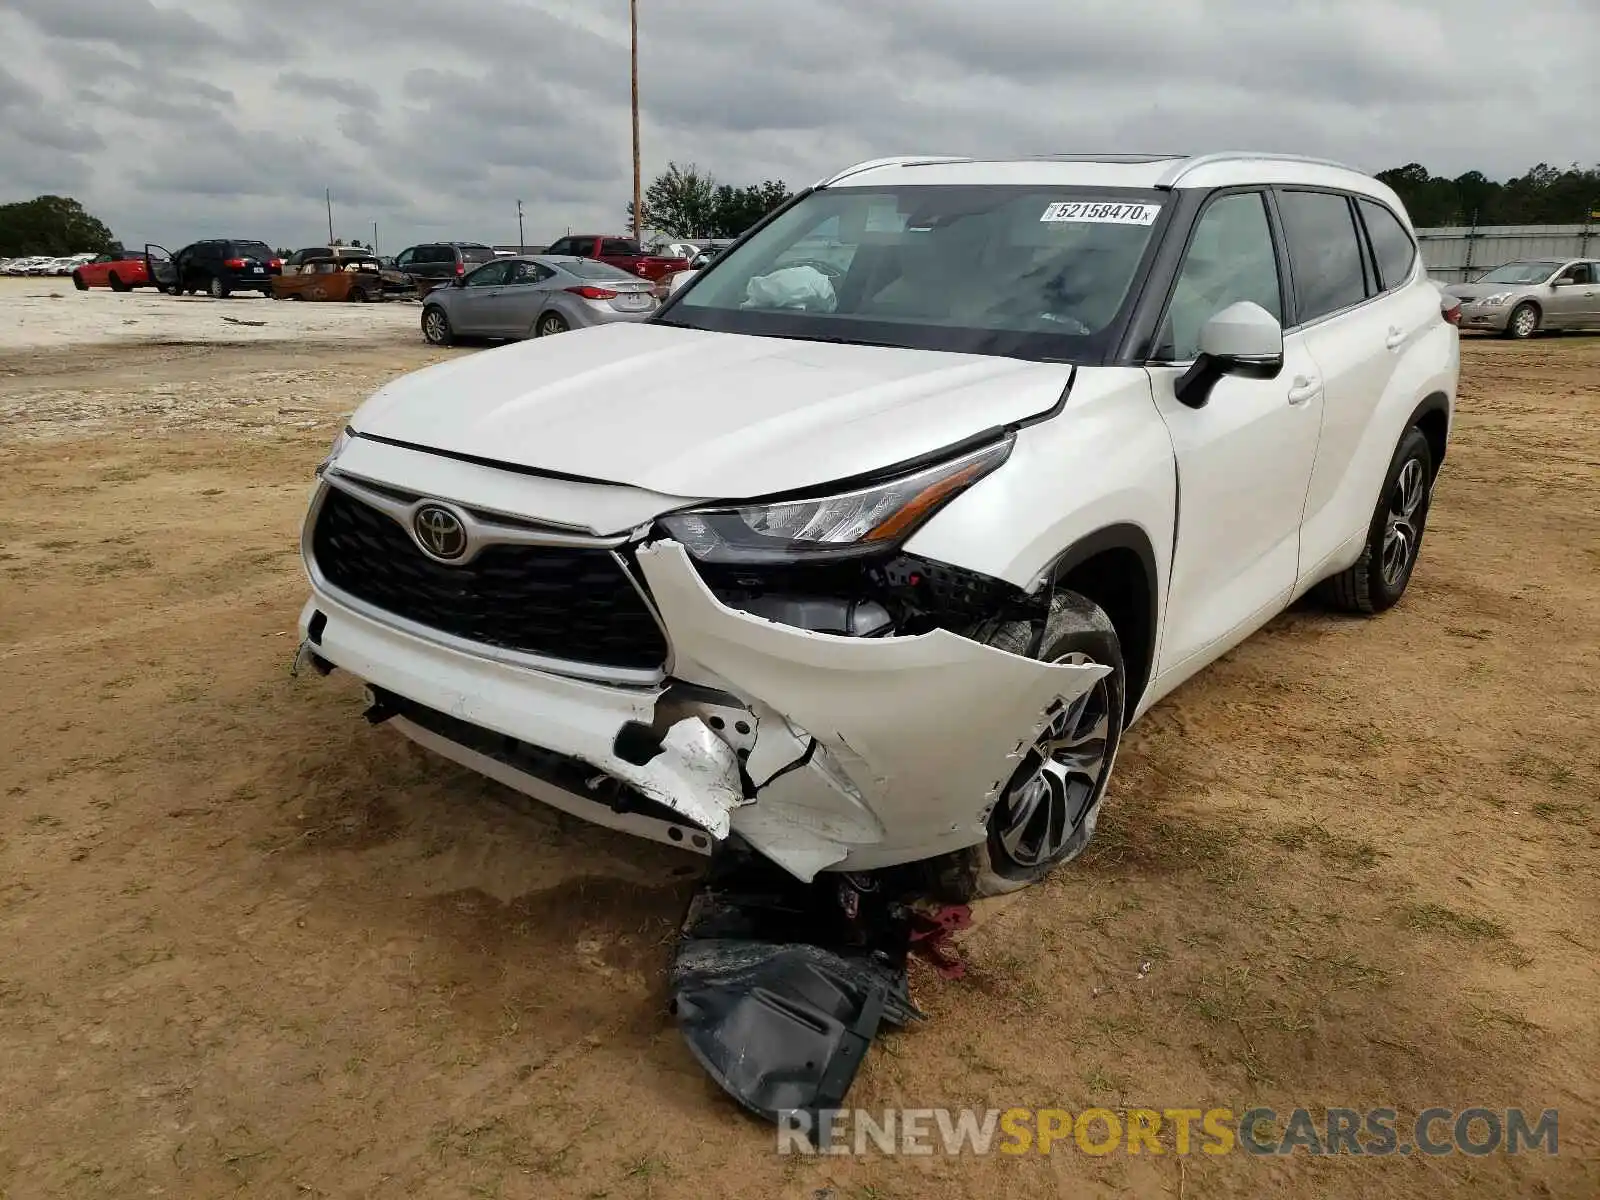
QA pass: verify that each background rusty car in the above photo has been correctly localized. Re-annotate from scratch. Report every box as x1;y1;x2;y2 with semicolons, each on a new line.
271;251;388;302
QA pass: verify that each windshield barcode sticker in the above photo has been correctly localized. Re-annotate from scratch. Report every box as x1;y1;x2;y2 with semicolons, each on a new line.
1041;202;1160;225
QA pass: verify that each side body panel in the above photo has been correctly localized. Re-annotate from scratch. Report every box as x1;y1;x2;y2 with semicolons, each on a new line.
1145;331;1323;679
1296;274;1454;586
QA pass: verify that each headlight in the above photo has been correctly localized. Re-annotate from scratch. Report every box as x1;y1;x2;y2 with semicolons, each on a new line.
320;426;353;473
1482;292;1511;306
659;437;1014;563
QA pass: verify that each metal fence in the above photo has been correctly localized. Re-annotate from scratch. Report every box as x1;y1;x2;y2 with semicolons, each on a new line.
1416;224;1597;282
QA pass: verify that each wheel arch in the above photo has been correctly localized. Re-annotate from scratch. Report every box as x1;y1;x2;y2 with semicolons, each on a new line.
1409;391;1451;480
1042;523;1159;718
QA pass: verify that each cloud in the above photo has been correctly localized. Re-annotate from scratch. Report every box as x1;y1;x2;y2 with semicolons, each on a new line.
278;70;379;110
0;0;1592;253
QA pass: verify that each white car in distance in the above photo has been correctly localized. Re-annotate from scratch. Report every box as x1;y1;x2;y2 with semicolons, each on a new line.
298;152;1458;897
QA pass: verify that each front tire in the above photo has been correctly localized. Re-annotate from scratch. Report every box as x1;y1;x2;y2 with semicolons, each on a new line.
208;275;230;299
1504;302;1539;340
421;306;453;345
72;272;88;291
109;272;129;292
933;591;1125;899
1318;426;1433;614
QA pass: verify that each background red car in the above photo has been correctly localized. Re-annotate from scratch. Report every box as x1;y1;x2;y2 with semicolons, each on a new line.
541;234;691;283
72;250;159;292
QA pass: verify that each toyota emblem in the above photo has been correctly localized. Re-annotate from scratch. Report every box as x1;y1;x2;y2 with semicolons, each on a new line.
413;504;468;560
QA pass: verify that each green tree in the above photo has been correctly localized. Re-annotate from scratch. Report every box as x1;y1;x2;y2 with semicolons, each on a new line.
708;180;794;237
637;162;720;238
0;195;116;256
631;165;793;239
1376;161;1600;227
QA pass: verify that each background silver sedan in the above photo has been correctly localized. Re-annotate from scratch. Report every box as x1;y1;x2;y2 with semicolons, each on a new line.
1444;258;1600;338
420;255;658;345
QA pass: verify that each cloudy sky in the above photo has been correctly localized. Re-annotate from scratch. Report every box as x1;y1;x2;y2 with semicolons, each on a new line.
1;0;1594;252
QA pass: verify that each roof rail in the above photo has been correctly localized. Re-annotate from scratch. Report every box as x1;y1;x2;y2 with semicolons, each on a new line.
1022;153;1187;164
1156;151;1363;188
818;156;971;186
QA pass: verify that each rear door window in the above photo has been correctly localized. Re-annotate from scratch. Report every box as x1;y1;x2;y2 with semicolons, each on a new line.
1276;190;1370;323
1357;199;1417;291
508;261;556;284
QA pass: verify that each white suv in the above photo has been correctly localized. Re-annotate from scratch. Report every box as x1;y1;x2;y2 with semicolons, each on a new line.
298;152;1457;898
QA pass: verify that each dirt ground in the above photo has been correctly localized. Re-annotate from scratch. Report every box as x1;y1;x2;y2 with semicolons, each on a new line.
0;274;419;350
0;295;1595;1198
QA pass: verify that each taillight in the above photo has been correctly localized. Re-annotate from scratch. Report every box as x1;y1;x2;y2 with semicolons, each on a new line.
455;261;465;275
566;285;619;300
223;257;246;269
1440;296;1462;327
269;258;283;269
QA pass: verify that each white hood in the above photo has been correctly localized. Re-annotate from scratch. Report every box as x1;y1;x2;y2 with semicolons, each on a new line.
352;322;1073;498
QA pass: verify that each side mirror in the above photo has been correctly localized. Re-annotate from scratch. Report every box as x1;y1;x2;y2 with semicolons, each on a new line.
1176;301;1285;409
668;270;699;295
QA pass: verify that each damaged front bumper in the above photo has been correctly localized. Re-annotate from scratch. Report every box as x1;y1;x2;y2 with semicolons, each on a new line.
299;540;1108;881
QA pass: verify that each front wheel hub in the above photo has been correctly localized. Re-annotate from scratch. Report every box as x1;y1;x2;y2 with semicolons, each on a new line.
995;652;1113;867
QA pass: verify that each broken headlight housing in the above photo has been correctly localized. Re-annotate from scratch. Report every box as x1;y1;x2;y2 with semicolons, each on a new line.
319;426;353;473
659;437;1013;564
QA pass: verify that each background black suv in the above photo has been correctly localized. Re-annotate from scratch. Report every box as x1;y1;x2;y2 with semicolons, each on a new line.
391;242;498;288
161;240;282;297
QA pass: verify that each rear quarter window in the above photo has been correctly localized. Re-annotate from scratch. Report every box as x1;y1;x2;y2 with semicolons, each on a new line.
1358;199;1417;291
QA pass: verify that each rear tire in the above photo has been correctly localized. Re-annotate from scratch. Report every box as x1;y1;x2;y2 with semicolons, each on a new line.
421;306;453;345
72;272;88;291
1318;426;1433;614
1504;302;1539;339
535;311;570;337
929;590;1125;900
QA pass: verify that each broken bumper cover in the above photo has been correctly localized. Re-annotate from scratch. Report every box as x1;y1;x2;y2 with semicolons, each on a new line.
299;541;1109;880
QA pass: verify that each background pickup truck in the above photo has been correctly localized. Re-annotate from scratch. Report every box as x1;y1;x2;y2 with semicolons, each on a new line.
542;235;691;283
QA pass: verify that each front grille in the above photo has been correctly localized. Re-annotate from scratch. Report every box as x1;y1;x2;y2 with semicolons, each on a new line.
311;486;667;671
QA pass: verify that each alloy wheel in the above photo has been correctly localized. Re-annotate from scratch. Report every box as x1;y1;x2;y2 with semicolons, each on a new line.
995;652;1113;867
1513;306;1537;338
423;309;447;343
1382;457;1426;588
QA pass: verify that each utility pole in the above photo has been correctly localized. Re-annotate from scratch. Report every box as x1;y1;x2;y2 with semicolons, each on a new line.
630;0;641;243
372;220;379;256
517;199;525;253
326;188;334;243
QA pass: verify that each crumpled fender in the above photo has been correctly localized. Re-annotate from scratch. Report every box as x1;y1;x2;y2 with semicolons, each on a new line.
636;542;1112;878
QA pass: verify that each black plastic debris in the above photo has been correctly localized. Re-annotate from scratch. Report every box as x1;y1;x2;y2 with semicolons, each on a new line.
670;841;925;1125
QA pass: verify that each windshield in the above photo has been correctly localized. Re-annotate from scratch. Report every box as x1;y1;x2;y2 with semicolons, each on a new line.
658;185;1166;361
1476;261;1557;285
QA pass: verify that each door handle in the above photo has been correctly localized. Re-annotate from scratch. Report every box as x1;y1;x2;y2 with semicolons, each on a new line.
1287;375;1322;405
1385;326;1407;350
